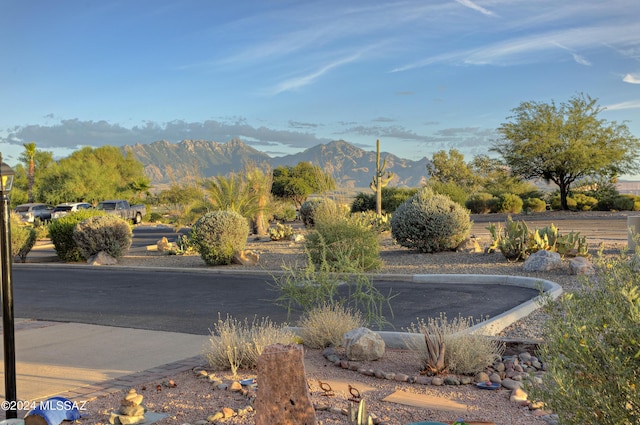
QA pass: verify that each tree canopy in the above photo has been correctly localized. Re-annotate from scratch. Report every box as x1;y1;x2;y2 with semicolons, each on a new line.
271;162;335;208
35;146;149;205
493;94;640;209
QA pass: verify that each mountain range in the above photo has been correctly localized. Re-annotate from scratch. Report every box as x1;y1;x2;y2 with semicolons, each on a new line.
123;139;430;189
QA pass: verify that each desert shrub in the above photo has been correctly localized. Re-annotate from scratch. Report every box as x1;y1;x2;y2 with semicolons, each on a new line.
493;193;523;214
148;212;163;223
351;188;418;214
381;187;418;213
272;255;394;329
465;192;495;214
203;314;296;376
73;214;132;259
350;192;376;213
268;222;294;241
408;314;504;376
49;209;106;262
299;198;332;227
190;210;249;266
429;180;468;206
523;197;547;213
390;186;471;253
531;253;640;424
306;216;382;272
550;194;577;210
298;303;365;348
572;193;598;211
32;219;50;240
10;216;36;263
595;194;635;211
272;201;297;222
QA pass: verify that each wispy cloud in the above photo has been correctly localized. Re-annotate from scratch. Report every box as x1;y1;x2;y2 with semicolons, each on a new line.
269;53;362;94
623;73;640;84
394;22;639;70
605;100;640;110
572;53;591;66
454;0;496;17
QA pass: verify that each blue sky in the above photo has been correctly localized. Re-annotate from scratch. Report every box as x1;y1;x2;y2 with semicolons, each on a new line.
2;0;640;177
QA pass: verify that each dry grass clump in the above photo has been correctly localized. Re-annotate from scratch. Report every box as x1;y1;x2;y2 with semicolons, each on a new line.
298;303;365;348
203;314;296;376
408;313;505;376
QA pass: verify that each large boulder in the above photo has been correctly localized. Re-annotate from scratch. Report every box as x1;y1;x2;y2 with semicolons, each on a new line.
522;250;562;272
568;256;595;275
343;327;385;361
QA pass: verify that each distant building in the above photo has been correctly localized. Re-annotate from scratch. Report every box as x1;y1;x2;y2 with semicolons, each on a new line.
617;181;640;195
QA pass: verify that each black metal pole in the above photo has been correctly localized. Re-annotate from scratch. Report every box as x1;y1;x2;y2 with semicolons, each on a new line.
0;191;17;419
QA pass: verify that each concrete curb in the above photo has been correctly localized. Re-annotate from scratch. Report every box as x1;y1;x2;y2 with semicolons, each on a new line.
284;273;562;349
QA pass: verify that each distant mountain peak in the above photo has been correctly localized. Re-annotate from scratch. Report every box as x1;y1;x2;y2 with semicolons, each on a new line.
123;139;428;189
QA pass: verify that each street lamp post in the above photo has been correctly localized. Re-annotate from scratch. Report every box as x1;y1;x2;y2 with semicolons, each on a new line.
0;154;16;419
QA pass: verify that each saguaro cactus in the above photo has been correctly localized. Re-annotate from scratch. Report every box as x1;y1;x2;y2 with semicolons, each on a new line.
369;139;394;216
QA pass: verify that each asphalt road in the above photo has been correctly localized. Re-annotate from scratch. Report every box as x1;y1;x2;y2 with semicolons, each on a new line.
12;266;538;335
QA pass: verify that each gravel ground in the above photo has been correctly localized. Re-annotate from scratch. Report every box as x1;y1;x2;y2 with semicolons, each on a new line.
76;213;628;425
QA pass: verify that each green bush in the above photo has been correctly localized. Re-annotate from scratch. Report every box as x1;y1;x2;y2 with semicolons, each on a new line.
10;216;36;263
306;216;382;272
190;210;249;265
351;187;418;214
550;194;577;210
523;197;547;213
494;193;523;214
73;214;133;259
390;187;472;253
203;314;296;376
272;202;297;222
429;181;468;206
148;212;163;223
465;192;495;214
381;187;418;213
595;194;635;211
350;192;376;213
299;199;327;227
572;193;598;211
298;303;365;348
49;209;106;262
532;253;640;424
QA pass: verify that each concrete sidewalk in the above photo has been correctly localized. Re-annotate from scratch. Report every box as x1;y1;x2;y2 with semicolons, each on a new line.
0;320;206;406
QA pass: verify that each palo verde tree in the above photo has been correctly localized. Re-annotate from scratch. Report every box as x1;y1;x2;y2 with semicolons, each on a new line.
271;162;335;208
493;94;640;210
370;139;394;216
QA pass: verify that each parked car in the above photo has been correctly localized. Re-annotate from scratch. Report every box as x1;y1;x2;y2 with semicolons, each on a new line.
96;200;146;224
51;202;93;220
13;203;54;223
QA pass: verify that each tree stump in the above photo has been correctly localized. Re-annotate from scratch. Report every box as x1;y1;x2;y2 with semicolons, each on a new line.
255;343;317;425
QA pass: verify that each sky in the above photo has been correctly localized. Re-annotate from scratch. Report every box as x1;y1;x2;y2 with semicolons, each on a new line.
2;0;640;177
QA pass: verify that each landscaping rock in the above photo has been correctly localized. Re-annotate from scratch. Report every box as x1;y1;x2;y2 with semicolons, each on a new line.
568;256;595;275
88;251;117;265
343;327;385;361
522;250;562;272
